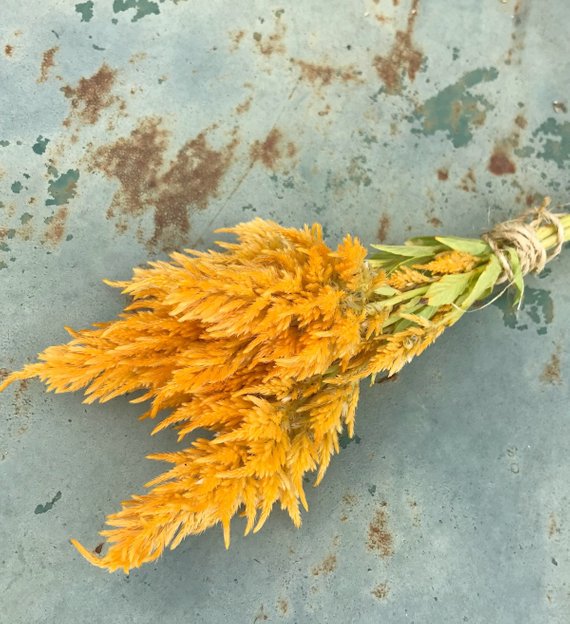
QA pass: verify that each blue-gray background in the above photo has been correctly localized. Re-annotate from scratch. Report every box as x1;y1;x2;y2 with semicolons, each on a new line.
1;1;569;622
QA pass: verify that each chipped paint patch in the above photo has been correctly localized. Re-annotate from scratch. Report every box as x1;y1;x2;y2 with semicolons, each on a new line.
75;1;94;22
34;491;62;514
113;0;160;22
45;168;80;206
252;12;286;57
494;286;554;335
532;118;570;168
411;68;499;148
32;136;50;155
62;64;118;126
43;206;69;246
38;46;59;83
11;181;23;194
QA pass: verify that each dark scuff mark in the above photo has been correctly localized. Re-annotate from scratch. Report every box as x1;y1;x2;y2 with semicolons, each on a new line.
34;491;62;514
62;64;118;126
373;0;422;94
38;46;59;83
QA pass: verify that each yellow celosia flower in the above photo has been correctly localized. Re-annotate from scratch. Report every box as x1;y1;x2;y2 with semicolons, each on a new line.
1;211;567;572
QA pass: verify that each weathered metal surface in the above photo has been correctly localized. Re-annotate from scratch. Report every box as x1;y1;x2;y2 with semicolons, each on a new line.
1;1;569;622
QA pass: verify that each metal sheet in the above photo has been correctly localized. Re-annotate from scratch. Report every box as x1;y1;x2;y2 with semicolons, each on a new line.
1;1;569;622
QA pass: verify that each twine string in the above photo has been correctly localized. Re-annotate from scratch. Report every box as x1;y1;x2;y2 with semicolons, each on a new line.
482;198;565;283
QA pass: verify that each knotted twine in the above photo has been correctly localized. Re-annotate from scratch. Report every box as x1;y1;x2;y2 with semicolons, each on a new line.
482;198;565;284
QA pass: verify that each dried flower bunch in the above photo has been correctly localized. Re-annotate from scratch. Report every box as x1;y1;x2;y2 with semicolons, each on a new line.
1;201;568;572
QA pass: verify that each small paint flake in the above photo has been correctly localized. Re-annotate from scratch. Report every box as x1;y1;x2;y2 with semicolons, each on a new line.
0;140;9;147
32;135;50;155
0;242;10;252
34;491;62;514
75;1;94;22
20;212;33;224
11;181;23;194
92;44;106;51
45;169;80;206
66;234;74;241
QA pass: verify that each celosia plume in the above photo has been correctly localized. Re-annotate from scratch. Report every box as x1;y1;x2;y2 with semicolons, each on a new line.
1;207;568;572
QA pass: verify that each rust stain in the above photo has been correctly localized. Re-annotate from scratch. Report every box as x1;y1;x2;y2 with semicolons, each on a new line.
94;543;104;554
515;114;528;129
90;118;238;251
62;64;118;126
488;148;516;176
373;0;422;94
277;598;288;615
436;168;449;181
318;104;331;117
235;96;253;115
377;213;390;242
43;207;68;246
230;30;245;51
428;216;442;228
548;512;560;538
128;52;147;64
293;59;363;88
540;348;562;385
367;504;394;557
4;44;14;57
372;582;390;600
459;168;476;192
38;46;59;84
311;554;337;576
253;14;286;57
250;128;296;171
13;379;30;417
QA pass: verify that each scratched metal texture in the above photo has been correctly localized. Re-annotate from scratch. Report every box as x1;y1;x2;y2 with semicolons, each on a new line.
1;1;569;622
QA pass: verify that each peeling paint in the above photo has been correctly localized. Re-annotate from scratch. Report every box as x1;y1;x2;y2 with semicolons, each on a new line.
113;0;160;22
532;118;570;168
62;64;118;126
32;136;50;155
75;1;94;22
494;286;554;335
38;46;59;83
34;491;62;515
411;68;499;148
45;168;80;206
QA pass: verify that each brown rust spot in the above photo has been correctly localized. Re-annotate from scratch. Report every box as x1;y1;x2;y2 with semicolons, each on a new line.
90;118;238;251
235;96;253;115
62;64;118;126
318;104;331;117
428;216;442;228
367;505;394;557
250;128;296;171
38;46;59;83
377;213;390;242
253;15;286;57
372;582;390;600
43;207;68;246
488;149;516;176
4;44;14;57
548;512;560;538
277;599;288;614
515;114;528;129
94;543;104;554
293;59;362;88
311;554;337;576
540;348;561;385
436;168;448;181
373;0;422;94
230;30;245;51
459;168;476;192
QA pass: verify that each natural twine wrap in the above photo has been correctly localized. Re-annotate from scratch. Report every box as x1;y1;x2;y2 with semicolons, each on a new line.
482;198;565;283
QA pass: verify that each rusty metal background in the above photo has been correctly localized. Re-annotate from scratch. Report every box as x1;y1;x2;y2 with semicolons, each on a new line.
1;1;569;622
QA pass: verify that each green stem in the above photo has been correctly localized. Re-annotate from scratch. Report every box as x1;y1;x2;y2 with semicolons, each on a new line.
537;214;570;251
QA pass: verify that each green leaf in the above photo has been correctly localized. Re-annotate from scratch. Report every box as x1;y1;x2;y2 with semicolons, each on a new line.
435;236;490;256
407;236;443;247
374;285;401;297
460;256;502;309
370;244;441;258
506;248;524;307
425;272;473;306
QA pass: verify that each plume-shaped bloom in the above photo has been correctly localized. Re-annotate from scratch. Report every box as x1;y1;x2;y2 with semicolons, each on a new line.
1;209;567;572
